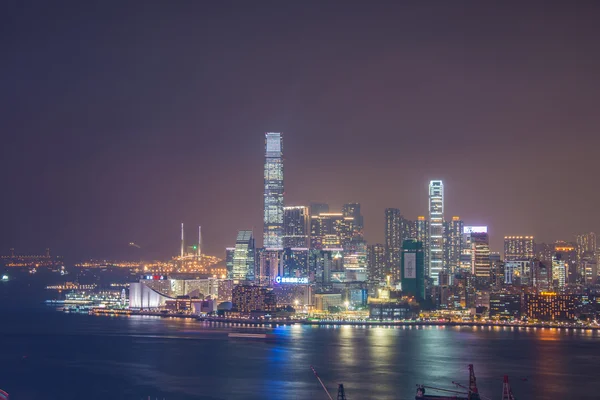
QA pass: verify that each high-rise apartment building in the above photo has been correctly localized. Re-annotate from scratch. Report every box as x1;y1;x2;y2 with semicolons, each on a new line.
384;208;402;282
428;180;444;284
283;206;309;248
504;236;535;261
232;230;256;282
342;203;364;241
444;216;463;272
415;216;430;271
367;243;386;281
263;132;284;249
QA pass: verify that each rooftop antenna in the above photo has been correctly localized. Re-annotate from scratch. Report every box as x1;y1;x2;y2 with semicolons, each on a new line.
180;223;184;258
198;226;202;258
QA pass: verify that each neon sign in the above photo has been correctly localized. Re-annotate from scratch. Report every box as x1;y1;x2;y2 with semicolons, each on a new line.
275;276;308;284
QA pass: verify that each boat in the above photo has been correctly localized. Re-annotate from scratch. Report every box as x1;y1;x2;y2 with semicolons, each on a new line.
0;388;9;400
227;332;274;340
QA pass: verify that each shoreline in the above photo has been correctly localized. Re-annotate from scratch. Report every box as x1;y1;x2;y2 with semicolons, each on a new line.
87;309;600;331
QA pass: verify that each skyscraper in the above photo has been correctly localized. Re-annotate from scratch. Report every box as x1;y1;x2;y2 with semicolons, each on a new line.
428;180;444;284
310;213;349;250
504;236;535;261
401;239;425;299
283;206;309;248
445;216;463;272
263;132;284;249
342;203;364;241
309;202;329;217
415;216;430;270
384;208;402;282
367;244;386;282
232;230;256;282
463;226;490;278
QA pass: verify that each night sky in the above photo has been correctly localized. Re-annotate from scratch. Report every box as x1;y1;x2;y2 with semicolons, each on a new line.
2;1;600;261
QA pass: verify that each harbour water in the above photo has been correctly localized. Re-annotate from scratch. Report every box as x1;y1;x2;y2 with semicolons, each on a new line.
1;309;600;399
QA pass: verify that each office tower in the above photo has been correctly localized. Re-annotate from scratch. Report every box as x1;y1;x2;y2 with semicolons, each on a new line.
309;202;329;217
367;244;386;281
282;248;309;278
535;242;554;265
310;213;352;250
444;216;463;272
554;241;578;283
583;258;598;285
428;180;444;284
256;249;282;285
384;208;402;282
490;260;505;288
401;239;425;299
576;232;597;279
225;247;235;278
415;216;430;270
283;206;309;248
504;236;535;261
232;230;256;282
552;253;567;289
309;249;342;284
531;259;551;291
342;203;364;241
263;132;284;249
463;226;490;278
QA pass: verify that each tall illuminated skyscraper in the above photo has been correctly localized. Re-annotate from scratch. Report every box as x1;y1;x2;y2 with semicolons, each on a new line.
263;132;284;249
445;216;464;272
428;180;444;284
384;208;402;281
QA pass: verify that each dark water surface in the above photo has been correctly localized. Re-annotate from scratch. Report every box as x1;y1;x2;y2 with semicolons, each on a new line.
1;310;599;400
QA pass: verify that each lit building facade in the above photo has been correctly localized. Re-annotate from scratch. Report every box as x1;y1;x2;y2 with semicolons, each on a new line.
367;243;386;282
263;132;284;249
504;236;535;261
525;293;577;321
463;226;490;278
232;230;255;282
342;203;364;241
489;293;521;320
310;213;353;250
384;208;402;282
552;254;567;289
415;216;429;270
232;285;276;314
283;206;309;248
428;180;444;284
444;216;463;272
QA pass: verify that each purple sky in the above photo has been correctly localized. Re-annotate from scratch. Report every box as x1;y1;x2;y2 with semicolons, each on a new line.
2;1;600;260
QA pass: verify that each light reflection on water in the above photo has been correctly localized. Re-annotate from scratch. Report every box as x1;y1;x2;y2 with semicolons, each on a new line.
0;311;599;400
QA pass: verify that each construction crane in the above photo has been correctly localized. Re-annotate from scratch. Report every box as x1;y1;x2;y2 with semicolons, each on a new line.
337;384;347;400
310;366;334;400
501;376;516;400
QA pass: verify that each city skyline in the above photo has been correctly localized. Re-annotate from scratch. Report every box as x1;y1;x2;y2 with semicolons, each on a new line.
2;2;600;260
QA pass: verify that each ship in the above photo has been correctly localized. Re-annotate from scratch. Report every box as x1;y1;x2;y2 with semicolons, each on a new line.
416;364;516;400
0;388;9;400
